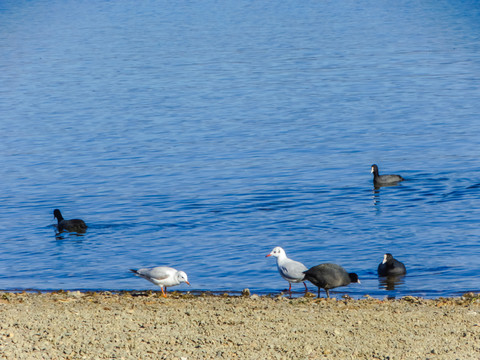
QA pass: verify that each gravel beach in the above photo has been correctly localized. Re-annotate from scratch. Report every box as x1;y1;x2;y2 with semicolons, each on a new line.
1;291;479;359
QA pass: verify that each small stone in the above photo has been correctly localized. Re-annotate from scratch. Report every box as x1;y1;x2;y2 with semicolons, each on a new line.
241;288;250;296
67;291;82;298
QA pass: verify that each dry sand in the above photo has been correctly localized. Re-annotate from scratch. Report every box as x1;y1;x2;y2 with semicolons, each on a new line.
1;291;480;359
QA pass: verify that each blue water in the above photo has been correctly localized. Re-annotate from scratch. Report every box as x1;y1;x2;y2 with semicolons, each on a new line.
1;0;480;299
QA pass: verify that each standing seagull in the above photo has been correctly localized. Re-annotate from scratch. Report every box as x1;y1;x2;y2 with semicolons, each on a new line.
53;209;88;233
303;263;360;298
266;247;308;296
130;266;190;297
371;164;404;186
377;253;407;277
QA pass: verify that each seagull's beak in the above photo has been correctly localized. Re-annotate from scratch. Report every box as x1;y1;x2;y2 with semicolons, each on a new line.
186;281;191;286
265;254;271;258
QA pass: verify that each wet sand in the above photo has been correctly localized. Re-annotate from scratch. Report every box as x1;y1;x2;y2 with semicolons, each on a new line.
1;291;479;359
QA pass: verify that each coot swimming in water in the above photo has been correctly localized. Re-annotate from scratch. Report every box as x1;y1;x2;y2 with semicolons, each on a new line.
371;164;404;186
377;253;407;277
53;209;88;233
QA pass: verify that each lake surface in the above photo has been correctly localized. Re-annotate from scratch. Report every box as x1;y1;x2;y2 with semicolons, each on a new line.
1;0;480;299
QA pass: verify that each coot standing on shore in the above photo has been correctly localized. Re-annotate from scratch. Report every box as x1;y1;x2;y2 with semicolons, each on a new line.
303;263;360;298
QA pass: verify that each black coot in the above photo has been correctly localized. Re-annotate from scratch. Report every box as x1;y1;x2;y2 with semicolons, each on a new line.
303;263;360;298
53;209;88;233
371;164;404;186
377;253;406;277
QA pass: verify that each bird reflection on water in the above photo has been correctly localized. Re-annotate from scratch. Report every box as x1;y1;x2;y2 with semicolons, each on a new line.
378;275;406;300
379;275;406;290
371;181;403;206
372;187;381;205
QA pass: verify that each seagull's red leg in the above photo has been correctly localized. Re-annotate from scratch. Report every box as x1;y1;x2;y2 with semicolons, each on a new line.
161;286;167;298
303;282;308;293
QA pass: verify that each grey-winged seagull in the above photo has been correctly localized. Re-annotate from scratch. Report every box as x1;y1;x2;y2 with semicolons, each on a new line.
266;246;308;296
130;266;190;297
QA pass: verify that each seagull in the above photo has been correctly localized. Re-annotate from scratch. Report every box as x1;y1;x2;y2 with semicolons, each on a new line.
266;246;308;296
53;209;87;233
303;263;360;298
130;266;190;297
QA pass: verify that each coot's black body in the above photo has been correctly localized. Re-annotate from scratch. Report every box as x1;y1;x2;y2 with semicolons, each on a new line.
377;253;406;277
303;263;360;298
371;164;404;186
53;209;87;233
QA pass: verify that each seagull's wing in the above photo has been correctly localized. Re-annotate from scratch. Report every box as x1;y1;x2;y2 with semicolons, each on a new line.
280;260;308;281
144;267;174;281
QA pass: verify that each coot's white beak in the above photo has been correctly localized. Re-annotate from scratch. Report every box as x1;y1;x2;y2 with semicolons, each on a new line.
382;254;388;264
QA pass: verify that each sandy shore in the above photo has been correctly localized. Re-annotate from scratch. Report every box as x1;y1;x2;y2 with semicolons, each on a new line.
0;291;479;359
